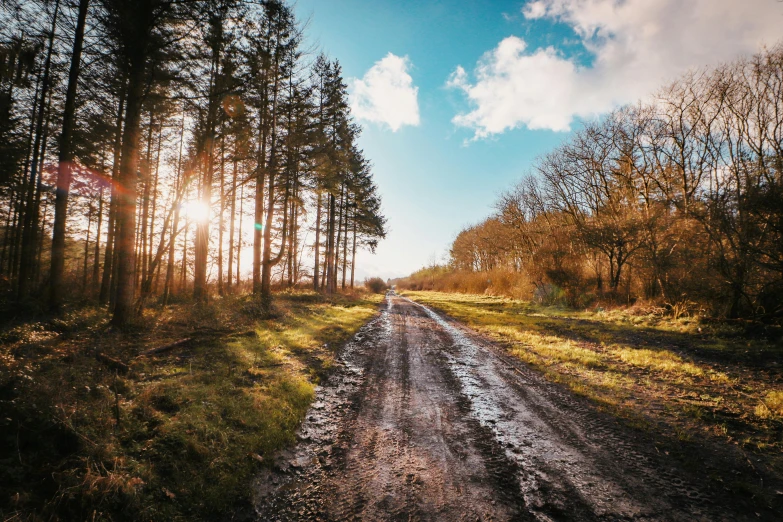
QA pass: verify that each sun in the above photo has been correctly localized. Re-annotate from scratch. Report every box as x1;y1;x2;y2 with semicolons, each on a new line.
180;200;211;223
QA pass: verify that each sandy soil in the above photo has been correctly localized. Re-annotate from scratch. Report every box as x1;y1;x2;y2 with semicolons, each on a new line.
252;293;763;521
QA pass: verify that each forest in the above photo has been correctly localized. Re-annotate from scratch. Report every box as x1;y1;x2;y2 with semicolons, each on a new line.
399;45;783;324
0;1;390;518
0;0;387;322
2;0;783;519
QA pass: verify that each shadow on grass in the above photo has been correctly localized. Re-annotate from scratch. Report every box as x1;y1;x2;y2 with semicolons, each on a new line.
428;295;783;369
0;290;382;521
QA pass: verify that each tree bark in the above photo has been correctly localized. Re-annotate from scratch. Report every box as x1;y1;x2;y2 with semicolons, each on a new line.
148;123;162;287
217;138;225;295
253;84;268;295
111;52;147;325
49;0;89;309
227;157;237;291
193;51;221;301
313;191;321;291
100;86;125;304
164;109;186;304
18;0;59;300
333;185;344;293
324;193;334;292
341;197;349;290
350;216;357;288
237;182;243;287
139;110;154;290
91;186;104;291
82;200;93;291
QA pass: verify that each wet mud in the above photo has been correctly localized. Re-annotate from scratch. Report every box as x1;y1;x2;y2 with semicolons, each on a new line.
253;293;760;521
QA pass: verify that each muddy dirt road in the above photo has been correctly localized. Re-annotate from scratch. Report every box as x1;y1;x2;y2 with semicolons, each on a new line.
253;293;752;521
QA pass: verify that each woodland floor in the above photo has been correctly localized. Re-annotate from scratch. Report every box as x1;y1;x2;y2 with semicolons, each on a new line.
255;292;783;521
0;289;383;521
2;290;782;520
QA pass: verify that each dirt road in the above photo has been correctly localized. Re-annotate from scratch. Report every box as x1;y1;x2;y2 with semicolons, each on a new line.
253;293;751;521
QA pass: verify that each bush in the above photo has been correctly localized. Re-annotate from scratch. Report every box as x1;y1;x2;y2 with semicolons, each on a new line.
364;277;388;294
397;266;533;300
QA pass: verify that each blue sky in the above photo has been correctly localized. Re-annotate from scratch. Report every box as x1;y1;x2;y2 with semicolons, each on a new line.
293;0;783;280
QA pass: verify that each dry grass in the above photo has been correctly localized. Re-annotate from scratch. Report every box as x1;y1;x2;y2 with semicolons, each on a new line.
402;291;783;455
0;290;382;521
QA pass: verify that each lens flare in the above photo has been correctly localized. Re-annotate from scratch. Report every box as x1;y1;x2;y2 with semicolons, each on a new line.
181;201;211;223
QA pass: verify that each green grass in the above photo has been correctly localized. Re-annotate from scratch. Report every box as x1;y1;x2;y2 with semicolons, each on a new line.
401;291;783;455
0;290;382;521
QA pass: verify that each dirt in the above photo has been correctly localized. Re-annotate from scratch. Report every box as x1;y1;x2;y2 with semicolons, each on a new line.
252;293;775;521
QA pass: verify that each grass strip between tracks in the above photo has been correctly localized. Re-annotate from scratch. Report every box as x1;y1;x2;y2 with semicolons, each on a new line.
0;290;383;520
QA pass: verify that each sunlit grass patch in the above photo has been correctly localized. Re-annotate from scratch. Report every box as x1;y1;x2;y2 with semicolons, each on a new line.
767;391;783;416
586;367;636;391
402;290;782;455
756;391;783;419
611;347;705;377
507;329;605;369
0;290;382;520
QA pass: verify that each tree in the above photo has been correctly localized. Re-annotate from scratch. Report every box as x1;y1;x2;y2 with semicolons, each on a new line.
49;0;89;311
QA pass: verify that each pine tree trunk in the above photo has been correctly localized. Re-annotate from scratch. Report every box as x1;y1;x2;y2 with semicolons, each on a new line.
50;0;89;309
100;87;125;305
237;182;243;288
134;196;143;291
291;185;299;285
92;186;103;291
286;186;295;287
82;202;93;291
35;199;49;285
313;191;321;291
163;109;185;303
0;190;16;273
341;203;348;290
253;86;268;295
9;72;40;279
18;0;59;300
350;217;357;288
6;189;21;277
218;139;225;296
180;219;188;292
139;111;154;291
260;49;284;306
260;142;287;304
111;53;147;325
325;193;334;294
148;124;162;285
333;185;344;293
227;157;237;291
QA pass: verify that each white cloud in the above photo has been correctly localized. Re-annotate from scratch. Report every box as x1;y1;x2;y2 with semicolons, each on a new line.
450;0;783;137
522;1;547;19
450;37;581;136
350;53;420;132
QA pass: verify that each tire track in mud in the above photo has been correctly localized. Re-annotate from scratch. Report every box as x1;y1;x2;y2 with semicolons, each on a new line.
252;294;752;521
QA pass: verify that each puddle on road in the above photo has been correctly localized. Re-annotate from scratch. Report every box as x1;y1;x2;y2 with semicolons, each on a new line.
254;299;400;509
401;296;649;520
255;295;707;521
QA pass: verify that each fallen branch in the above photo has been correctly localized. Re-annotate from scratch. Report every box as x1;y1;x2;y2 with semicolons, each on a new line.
95;352;130;373
137;338;192;358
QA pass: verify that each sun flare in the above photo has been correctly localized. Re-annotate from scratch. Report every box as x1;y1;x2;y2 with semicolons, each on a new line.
180;200;211;223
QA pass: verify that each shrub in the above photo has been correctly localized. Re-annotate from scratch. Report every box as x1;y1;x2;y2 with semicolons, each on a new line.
364;277;388;294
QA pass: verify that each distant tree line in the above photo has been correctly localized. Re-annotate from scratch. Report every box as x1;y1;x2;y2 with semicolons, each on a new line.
0;0;386;323
400;45;782;321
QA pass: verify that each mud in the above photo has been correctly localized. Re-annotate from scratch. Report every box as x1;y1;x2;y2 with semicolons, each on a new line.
253;293;760;521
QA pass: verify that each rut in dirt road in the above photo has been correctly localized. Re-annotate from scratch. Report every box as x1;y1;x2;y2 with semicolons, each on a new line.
253;293;741;521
